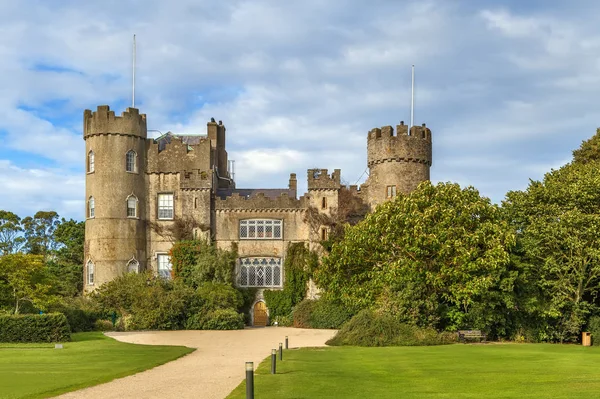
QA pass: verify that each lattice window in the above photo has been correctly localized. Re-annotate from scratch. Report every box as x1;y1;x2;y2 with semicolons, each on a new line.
126;150;137;173
127;195;137;218
386;185;397;198
238;257;282;288
158;193;174;219
239;219;283;240
87;260;94;285
157;254;172;279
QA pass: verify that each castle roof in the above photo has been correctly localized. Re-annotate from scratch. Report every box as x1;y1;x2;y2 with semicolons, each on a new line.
216;188;295;200
155;132;206;151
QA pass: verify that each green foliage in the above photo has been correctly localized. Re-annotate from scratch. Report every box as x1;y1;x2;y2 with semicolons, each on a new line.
0;210;24;255
503;160;600;342
326;309;456;347
186;308;245;330
263;243;315;321
196;282;243;311
292;299;352;329
170;240;237;287
292;299;317;328
21;211;60;260
317;181;515;332
93;319;114;331
53;218;85;266
0;253;59;314
51;297;100;333
92;272;195;330
0;313;70;342
573;128;600;164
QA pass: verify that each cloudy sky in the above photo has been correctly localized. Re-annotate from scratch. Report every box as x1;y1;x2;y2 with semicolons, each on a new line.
1;0;598;220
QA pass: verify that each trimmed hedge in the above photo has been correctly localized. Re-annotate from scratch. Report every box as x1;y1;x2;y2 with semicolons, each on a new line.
326;309;456;347
185;309;245;330
0;313;71;343
293;299;353;329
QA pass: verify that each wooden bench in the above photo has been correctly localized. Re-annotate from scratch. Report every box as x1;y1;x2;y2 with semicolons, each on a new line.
458;330;486;343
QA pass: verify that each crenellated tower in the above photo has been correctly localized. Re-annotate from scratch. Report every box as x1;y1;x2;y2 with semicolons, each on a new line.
83;105;148;292
363;121;432;209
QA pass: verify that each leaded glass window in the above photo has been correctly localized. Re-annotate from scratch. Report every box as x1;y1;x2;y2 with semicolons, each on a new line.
239;219;283;240
238;257;282;288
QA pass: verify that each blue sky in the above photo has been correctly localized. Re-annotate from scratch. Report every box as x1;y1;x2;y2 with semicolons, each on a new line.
1;0;599;220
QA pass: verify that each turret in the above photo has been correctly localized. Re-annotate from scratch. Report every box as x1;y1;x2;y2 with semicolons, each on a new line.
364;121;432;209
83;105;148;292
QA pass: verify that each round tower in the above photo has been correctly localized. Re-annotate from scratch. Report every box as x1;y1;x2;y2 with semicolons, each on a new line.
83;105;148;292
364;121;432;209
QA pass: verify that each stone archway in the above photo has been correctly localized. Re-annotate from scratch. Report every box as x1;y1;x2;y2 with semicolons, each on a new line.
253;301;268;327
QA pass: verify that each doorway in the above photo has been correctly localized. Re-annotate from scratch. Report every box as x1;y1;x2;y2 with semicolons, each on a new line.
253;301;268;327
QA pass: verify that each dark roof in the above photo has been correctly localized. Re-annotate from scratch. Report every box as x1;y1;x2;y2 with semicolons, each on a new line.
216;188;294;200
155;132;206;151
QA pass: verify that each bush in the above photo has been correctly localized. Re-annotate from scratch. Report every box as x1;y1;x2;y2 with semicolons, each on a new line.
94;319;114;331
186;309;244;330
196;282;243;311
51;297;100;333
0;313;70;343
326;309;456;347
588;316;600;346
292;299;353;329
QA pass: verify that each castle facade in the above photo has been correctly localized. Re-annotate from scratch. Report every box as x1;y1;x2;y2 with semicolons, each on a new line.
83;105;432;325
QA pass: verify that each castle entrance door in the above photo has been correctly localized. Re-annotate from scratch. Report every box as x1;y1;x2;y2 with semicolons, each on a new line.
253;302;267;327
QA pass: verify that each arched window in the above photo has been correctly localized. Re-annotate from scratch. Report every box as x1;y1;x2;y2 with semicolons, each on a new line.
88;196;95;218
87;260;95;285
127;258;139;274
127;195;138;218
88;151;95;173
126;150;137;173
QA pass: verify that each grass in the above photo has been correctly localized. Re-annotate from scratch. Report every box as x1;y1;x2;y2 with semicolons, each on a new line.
227;344;600;398
0;332;194;399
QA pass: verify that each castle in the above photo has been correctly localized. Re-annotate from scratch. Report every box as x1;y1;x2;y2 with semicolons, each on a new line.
83;105;432;325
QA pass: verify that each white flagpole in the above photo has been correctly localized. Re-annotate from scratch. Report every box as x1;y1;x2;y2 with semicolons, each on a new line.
132;34;136;108
410;64;415;131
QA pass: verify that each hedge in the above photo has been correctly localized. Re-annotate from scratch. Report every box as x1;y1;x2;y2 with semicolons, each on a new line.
293;299;353;329
0;313;71;343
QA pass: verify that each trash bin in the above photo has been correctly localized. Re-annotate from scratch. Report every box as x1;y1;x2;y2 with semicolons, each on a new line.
582;332;592;347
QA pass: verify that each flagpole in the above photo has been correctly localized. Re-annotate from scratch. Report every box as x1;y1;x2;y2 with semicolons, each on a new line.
132;34;136;108
410;64;414;132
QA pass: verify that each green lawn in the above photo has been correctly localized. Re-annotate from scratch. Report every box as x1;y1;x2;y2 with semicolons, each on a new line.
227;344;600;398
0;332;194;399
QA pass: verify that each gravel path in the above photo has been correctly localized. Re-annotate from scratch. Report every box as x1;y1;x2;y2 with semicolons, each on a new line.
55;327;337;399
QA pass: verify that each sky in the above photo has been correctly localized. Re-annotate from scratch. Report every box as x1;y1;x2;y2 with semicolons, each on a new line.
1;0;599;221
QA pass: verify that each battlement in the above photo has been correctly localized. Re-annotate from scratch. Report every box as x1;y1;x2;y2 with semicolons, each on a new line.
84;105;147;139
307;169;341;190
367;122;432;167
180;169;213;190
367;121;431;142
215;192;308;211
147;133;211;173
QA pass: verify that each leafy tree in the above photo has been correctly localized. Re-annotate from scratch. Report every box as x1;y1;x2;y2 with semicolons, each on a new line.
503;160;600;341
21;211;60;260
315;181;515;332
573;128;600;164
0;253;58;314
54;218;85;265
169;240;236;287
0;210;24;255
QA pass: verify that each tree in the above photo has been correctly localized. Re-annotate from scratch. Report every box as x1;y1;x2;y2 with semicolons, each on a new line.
21;211;60;260
503;160;600;341
0;210;24;255
573;128;600;164
315;181;516;332
54;218;85;265
0;253;57;314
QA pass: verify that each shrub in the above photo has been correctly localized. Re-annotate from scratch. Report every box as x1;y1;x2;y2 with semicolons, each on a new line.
94;319;114;331
292;299;353;329
588;316;600;346
0;313;70;343
196;282;243;311
51;297;100;332
326;309;456;347
186;309;244;330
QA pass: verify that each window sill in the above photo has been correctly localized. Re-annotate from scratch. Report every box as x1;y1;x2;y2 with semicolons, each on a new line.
157;218;174;221
87;171;95;175
127;216;139;220
126;171;139;174
87;217;95;220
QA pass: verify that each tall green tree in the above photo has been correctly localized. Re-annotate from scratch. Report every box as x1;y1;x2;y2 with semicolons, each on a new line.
21;211;60;260
503;160;600;341
0;210;24;255
316;182;516;332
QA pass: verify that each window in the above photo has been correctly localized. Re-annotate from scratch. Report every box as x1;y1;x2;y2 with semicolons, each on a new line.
127;195;138;218
321;227;328;241
157;254;172;279
238;257;282;288
321;197;327;209
87;260;94;285
126;150;137;173
127;258;139;274
158;193;174;219
88;151;95;173
386;185;397;198
239;219;282;239
88;196;95;218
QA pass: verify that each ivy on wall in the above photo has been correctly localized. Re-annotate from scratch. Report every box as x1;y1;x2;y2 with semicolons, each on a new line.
263;243;318;324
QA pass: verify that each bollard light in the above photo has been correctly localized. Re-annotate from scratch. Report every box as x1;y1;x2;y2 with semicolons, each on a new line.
279;342;283;361
285;336;289;349
245;362;254;399
271;349;277;374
